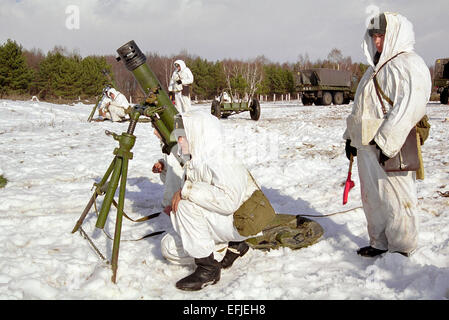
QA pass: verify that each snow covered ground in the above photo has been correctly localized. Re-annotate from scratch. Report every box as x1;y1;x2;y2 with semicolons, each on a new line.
0;98;448;300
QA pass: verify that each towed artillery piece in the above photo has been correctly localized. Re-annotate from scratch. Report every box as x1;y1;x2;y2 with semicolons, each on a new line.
211;91;261;121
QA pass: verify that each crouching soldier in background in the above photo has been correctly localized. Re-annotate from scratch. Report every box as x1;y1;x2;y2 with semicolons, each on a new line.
160;111;275;291
98;88;130;122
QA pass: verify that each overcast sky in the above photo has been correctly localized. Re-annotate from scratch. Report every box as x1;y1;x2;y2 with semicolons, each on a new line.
1;0;448;66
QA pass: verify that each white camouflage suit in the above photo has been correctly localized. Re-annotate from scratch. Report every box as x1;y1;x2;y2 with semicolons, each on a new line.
100;88;129;122
161;111;258;265
168;60;194;113
344;13;431;254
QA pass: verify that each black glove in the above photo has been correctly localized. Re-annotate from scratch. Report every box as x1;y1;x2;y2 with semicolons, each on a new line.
369;139;390;165
379;152;390;165
176;79;182;85
345;139;357;160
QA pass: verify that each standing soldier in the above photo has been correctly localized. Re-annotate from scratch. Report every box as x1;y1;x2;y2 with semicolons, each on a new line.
168;60;194;113
344;12;431;257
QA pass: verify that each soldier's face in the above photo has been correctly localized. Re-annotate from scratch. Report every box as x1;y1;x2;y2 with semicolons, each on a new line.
178;136;189;155
372;33;385;53
153;129;162;141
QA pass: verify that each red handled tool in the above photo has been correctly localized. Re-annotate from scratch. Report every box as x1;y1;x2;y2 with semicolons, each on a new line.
343;154;355;205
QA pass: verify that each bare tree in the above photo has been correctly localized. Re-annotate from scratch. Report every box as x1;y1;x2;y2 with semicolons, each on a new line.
327;48;344;70
297;53;312;70
164;57;174;90
222;59;240;101
243;58;264;101
222;58;263;102
23;48;45;71
146;52;174;92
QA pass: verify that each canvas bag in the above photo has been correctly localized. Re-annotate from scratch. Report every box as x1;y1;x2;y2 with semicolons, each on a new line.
372;52;423;172
233;172;276;237
416;115;431;145
182;85;191;96
379;126;420;172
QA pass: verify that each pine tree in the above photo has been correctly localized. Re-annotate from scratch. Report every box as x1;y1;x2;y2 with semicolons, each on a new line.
79;56;112;98
0;39;33;96
211;61;226;96
263;65;283;95
53;54;83;99
35;50;66;99
36;49;114;101
189;57;217;100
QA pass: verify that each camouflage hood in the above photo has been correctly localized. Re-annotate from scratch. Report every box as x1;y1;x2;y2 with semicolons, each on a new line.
362;12;415;69
182;110;224;163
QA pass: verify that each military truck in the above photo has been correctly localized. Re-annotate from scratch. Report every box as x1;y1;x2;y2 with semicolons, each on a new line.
296;68;355;106
434;58;449;104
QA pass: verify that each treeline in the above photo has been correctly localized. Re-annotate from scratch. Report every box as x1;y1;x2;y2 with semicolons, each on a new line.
0;39;111;102
1;39;370;103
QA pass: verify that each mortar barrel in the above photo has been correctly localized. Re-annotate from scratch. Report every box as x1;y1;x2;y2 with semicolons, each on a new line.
116;40;178;146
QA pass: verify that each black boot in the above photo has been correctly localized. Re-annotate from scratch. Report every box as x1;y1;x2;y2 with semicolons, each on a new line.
176;253;221;291
357;246;387;257
220;241;249;269
394;251;411;257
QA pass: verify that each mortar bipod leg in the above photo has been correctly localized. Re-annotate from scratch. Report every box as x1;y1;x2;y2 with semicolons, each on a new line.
110;154;130;283
95;157;123;229
71;157;117;233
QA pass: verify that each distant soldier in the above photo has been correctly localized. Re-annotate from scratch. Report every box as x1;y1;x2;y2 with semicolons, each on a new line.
220;91;232;103
99;88;129;122
168;60;194;113
344;12;431;257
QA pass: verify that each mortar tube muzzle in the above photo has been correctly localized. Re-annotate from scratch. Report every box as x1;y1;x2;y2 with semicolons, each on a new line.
116;40;146;72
